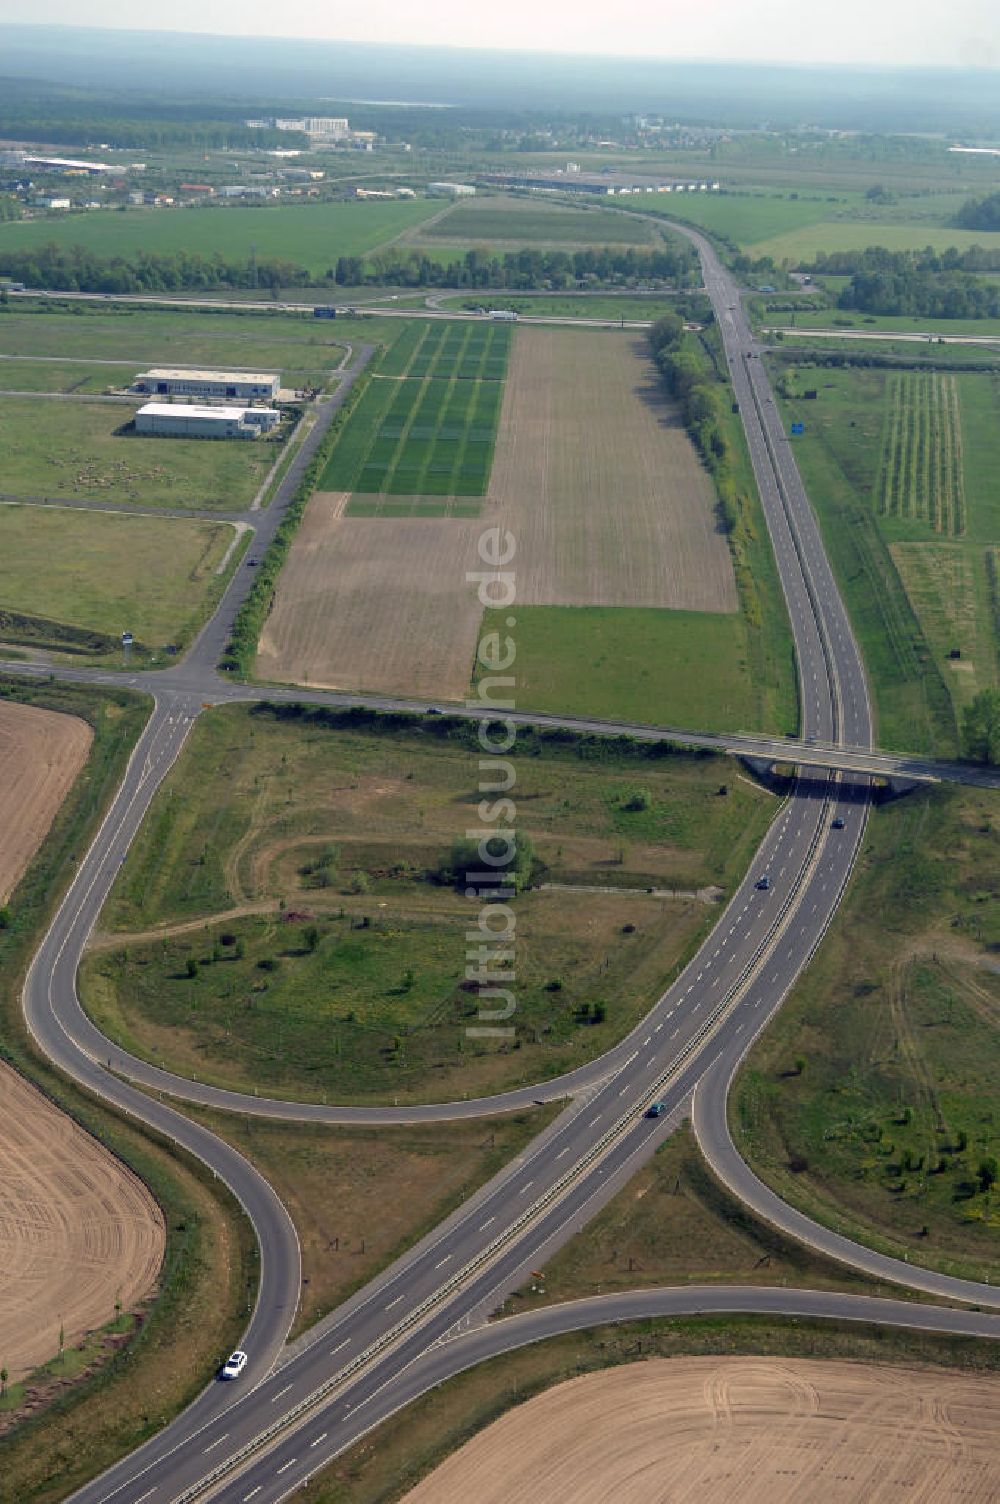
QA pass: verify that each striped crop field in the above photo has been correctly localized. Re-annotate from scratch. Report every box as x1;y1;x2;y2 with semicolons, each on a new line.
877;372;966;536
319;373;504;499
378;320;511;381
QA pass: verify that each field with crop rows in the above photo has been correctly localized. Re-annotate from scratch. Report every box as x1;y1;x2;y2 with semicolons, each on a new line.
413;196;653;246
877;372;966;536
320;375;504;500
378;320;511;380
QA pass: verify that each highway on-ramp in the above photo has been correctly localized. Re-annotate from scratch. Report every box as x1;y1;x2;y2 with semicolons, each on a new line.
5;236;997;1504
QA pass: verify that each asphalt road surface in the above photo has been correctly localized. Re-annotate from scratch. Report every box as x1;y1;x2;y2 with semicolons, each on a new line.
6;240;997;1504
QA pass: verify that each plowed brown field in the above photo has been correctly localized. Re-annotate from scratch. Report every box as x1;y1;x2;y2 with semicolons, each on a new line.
256;494;483;699
0;698;164;1380
0;698;92;903
0;1065;165;1380
401;1356;1000;1504
495;328;735;610
258;329;735;699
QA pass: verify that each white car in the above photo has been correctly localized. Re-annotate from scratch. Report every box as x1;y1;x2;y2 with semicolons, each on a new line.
220;1349;248;1380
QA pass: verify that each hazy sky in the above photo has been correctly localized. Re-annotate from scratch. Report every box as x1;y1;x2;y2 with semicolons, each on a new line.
4;0;999;68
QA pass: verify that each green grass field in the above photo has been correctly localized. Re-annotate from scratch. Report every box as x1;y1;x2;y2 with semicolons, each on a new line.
0;506;238;652
0;198;442;277
439;294;672;321
735;783;1000;1284
0;357;133;393
0;396;276;509
413;196;654;245
750;220;1000;264
82;706;774;1103
0;306;351;388
774;363;1000;751
764;308;1000;338
643;190;859;246
479;606;766;733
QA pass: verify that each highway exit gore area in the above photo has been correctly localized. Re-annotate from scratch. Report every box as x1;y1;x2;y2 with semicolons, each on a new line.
80;705;773;1104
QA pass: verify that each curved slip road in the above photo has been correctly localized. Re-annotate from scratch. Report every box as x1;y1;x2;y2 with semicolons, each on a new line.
199;1284;1000;1504
9;236;997;1504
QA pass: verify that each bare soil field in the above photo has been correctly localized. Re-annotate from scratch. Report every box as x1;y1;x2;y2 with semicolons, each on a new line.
401;1356;1000;1504
0;1063;165;1380
256;494;483;699
260;329;734;700
493;329;736;611
0;698;92;902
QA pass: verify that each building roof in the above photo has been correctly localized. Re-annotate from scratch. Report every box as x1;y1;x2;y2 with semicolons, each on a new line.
137;402;251;420
137;368;279;384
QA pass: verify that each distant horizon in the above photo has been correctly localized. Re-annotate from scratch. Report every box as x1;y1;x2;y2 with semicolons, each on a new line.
1;8;998;72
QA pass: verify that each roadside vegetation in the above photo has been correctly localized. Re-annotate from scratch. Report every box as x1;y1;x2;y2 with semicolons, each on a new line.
0;678;255;1503
81;704;774;1103
735;782;1000;1284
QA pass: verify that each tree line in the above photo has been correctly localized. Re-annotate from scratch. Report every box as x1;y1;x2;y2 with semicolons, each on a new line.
0;243;311;295
807;246;1000;320
0;240;697;296
330;243;698;289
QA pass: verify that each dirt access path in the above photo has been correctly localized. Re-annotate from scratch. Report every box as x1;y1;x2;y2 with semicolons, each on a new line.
402;1356;1000;1504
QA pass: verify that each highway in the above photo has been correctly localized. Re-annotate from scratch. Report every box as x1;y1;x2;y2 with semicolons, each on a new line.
4;231;996;1504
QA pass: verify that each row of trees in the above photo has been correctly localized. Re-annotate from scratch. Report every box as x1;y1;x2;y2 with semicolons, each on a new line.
648;313;731;496
813;246;1000;320
0;244;311;295
806;245;1000;276
0;241;697;297
330;243;697;290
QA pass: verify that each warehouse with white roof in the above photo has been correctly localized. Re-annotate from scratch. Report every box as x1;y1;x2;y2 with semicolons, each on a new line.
135;403;279;439
133;368;280;401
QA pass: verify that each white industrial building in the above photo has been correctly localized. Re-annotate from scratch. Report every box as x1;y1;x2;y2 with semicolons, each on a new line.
133;368;280;402
135;403;279;439
427;182;476;197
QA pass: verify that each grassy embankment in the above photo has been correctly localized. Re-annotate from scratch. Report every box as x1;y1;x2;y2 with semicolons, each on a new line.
0;678;255;1503
81;705;775;1104
735;781;1000;1285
